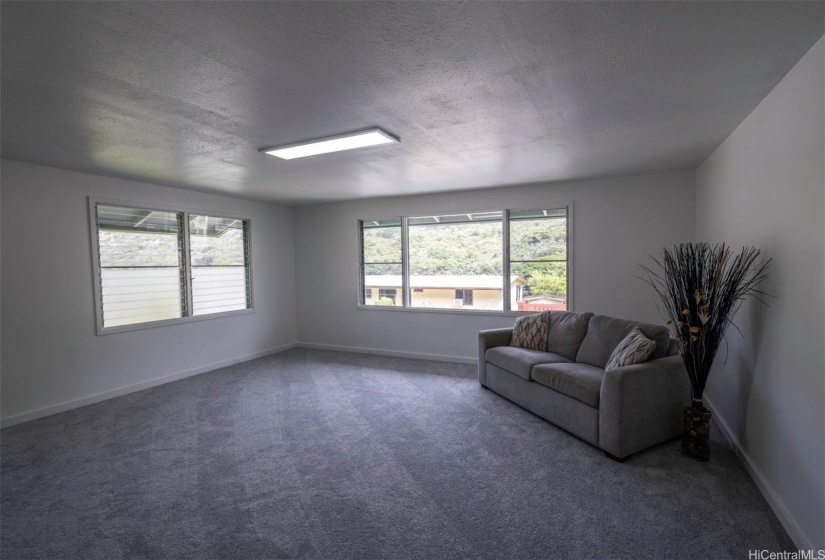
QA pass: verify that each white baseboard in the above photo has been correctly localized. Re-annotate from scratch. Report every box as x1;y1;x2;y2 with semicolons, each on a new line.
705;395;813;551
298;342;477;365
0;343;298;429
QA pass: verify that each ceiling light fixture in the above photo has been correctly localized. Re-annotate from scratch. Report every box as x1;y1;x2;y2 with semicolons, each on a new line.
260;128;399;160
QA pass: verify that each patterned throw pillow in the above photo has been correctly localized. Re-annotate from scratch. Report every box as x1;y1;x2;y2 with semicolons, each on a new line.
605;327;657;372
510;312;551;351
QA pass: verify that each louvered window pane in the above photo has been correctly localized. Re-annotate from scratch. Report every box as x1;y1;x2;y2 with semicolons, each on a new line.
509;208;568;312
96;205;185;328
360;218;402;306
189;215;251;316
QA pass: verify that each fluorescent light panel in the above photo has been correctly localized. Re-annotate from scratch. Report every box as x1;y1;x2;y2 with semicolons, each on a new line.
261;128;398;160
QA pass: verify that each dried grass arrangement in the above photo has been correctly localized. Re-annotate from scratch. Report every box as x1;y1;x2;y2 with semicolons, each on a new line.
641;243;772;412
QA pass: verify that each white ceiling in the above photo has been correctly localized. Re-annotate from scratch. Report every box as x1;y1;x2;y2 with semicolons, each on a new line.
1;2;822;205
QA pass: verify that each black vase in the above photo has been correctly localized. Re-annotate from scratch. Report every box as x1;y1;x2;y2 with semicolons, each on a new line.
682;406;712;461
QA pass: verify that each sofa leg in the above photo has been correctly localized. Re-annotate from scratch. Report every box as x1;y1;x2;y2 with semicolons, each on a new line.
605;451;630;463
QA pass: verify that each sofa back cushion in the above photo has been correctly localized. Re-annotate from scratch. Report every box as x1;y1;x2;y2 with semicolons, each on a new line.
576;315;671;368
546;311;594;361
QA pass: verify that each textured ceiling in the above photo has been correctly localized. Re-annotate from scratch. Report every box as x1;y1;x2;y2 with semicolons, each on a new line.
1;2;823;204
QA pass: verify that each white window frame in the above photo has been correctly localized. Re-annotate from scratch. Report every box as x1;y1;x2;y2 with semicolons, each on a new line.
357;203;572;316
89;197;254;335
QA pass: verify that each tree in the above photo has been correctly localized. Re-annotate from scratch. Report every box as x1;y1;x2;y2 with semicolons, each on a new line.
525;270;566;298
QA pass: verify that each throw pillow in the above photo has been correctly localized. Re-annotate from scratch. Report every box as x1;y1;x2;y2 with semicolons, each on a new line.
510;311;551;351
605;327;657;372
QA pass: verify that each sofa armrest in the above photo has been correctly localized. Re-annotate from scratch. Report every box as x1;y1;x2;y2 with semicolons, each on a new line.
478;328;513;386
599;354;690;458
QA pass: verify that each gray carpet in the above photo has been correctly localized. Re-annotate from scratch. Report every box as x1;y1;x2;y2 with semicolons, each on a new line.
1;348;793;559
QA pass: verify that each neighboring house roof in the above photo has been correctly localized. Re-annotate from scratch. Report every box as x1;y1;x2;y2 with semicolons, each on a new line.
365;275;524;289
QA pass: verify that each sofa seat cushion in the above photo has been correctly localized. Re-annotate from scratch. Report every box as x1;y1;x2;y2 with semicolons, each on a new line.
531;363;605;408
485;347;572;381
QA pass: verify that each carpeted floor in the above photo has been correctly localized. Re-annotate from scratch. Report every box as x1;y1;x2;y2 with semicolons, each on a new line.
1;348;793;559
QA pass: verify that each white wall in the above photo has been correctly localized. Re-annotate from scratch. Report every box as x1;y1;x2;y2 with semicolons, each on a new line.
696;37;824;550
294;171;695;361
0;161;297;425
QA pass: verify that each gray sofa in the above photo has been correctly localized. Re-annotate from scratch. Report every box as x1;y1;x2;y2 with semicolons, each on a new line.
478;311;690;460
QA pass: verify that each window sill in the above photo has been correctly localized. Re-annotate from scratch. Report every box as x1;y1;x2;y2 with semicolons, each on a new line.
356;305;546;318
96;307;255;336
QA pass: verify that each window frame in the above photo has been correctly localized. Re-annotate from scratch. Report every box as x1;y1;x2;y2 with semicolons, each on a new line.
357;203;572;316
504;207;570;312
89;197;254;335
357;217;405;307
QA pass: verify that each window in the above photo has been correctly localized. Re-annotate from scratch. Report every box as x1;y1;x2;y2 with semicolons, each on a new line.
358;207;568;312
91;200;252;333
509;209;567;312
189;215;251;316
95;205;185;328
455;289;474;306
408;212;501;310
378;288;397;305
360;218;402;306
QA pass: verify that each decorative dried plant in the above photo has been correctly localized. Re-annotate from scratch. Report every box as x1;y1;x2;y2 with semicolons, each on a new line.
640;243;772;411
